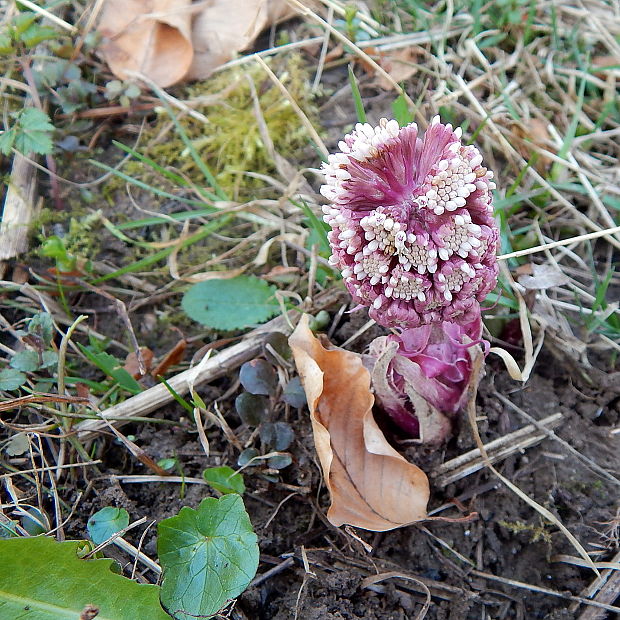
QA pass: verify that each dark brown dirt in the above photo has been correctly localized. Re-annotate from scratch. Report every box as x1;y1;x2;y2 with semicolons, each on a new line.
65;302;619;620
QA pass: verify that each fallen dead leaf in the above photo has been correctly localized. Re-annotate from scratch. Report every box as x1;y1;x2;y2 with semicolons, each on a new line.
98;0;194;88
289;315;429;531
151;338;187;378
187;0;294;80
370;47;419;91
124;347;154;379
509;118;554;172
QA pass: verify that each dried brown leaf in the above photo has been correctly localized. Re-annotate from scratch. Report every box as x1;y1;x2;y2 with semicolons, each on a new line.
187;0;294;80
124;347;154;379
289;315;429;531
151;339;187;378
371;47;419;90
98;0;194;87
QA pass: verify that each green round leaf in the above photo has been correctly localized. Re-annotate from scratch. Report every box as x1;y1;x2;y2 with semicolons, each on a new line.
239;359;277;396
181;276;279;331
87;506;130;545
203;466;245;495
0;537;170;619
282;376;307;408
0;368;26;391
10;349;40;372
235;392;269;426
158;495;259;620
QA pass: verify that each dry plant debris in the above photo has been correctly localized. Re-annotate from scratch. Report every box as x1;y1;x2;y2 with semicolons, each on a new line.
97;0;294;86
289;314;429;531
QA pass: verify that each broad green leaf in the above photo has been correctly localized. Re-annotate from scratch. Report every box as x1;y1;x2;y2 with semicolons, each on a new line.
20;24;58;47
10;350;40;372
181;276;279;331
0;368;26;390
158;495;259;620
0;537;170;619
392;94;413;127
202;466;245;495
0;128;16;155
11;12;37;36
40;350;58;369
87;507;130;545
0;33;13;54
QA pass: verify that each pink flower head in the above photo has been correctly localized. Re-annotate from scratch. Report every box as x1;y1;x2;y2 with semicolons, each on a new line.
367;318;482;442
321;117;499;328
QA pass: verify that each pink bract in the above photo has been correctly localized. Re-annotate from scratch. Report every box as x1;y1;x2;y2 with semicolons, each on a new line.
321;117;499;328
368;318;482;442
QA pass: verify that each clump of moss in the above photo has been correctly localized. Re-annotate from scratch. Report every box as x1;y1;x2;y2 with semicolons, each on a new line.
113;54;318;201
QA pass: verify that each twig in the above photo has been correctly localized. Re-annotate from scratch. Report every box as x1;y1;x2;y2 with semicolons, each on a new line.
433;413;562;487
76;289;342;436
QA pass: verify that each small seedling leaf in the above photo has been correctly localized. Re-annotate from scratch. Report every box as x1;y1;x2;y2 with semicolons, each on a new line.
87;506;130;545
202;466;245;495
282;376;307;408
237;448;260;468
28;312;54;346
181;276;279;331
267;454;293;470
235;392;269;426
4;433;29;457
13;108;54;155
158;495;259;620
260;422;294;451
0;537;170;619
10;349;40;372
0;368;27;390
21;507;50;536
239;359;277;396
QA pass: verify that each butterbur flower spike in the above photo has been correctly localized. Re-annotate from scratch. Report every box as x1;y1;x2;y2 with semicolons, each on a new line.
321;117;499;328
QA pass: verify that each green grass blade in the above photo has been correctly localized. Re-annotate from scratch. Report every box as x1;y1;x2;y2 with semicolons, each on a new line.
348;65;367;123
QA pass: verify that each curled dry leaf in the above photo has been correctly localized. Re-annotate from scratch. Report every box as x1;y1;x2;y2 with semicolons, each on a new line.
370;47;419;90
289;315;429;531
188;0;294;80
123;347;154;379
98;0;194;88
98;0;294;87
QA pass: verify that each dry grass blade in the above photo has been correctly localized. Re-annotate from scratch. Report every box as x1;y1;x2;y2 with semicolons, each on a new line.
433;413;562;487
361;572;431;619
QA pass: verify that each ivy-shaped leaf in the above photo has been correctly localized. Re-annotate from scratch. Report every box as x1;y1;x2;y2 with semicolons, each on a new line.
0;537;170;619
158;495;259;619
181;276;279;331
